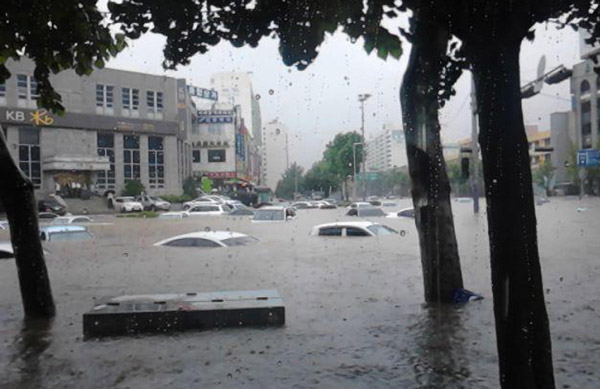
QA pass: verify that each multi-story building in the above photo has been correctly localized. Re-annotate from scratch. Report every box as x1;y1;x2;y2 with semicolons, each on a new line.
189;104;261;189
262;121;289;191
210;72;262;145
528;130;552;168
365;128;407;172
0;58;196;198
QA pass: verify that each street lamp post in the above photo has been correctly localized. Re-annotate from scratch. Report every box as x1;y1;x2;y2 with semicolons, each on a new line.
358;93;371;201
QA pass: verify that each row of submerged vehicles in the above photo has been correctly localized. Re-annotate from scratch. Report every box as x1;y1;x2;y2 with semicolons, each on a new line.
0;194;415;258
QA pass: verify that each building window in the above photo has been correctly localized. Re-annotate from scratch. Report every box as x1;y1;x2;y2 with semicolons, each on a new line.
582;100;592;149
18;127;41;188
208;149;226;162
123;135;140;181
146;90;164;119
148;136;165;189
121;87;139;117
17;75;38;107
0;81;5;105
96;133;115;189
192;149;201;163
581;80;591;95
96;84;114;115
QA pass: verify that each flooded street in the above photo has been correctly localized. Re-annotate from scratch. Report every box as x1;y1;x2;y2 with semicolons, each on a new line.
1;198;599;388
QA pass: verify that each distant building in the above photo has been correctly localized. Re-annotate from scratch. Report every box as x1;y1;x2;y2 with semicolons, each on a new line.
0;57;195;198
445;126;552;168
210;72;262;145
190;104;261;189
262;121;289;190
365;128;407;172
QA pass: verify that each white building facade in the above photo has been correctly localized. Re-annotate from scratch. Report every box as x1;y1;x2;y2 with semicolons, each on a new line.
210;72;262;145
262;121;289;191
365;129;407;172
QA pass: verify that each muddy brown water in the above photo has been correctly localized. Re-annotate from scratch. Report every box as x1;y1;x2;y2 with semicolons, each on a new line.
1;198;599;388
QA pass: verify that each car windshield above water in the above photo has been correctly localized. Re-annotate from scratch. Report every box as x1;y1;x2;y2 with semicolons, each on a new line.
252;208;285;221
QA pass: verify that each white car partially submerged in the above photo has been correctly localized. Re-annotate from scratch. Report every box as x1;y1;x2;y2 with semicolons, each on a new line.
0;242;14;259
182;195;231;210
386;207;415;219
154;231;258;248
346;202;373;210
310;221;398;237
184;203;232;216
113;197;144;213
251;206;296;223
51;216;94;225
158;212;189;220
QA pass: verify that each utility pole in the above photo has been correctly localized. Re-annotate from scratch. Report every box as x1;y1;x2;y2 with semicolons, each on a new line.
470;75;480;214
358;93;371;201
352;142;361;201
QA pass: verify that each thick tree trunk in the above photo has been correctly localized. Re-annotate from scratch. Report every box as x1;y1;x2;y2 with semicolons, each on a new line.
400;18;464;303
0;131;55;318
471;42;554;388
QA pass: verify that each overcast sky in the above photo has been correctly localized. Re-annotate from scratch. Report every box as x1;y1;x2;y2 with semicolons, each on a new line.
105;14;581;169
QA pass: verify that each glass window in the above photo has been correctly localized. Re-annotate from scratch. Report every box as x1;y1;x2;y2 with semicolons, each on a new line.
132;89;139;110
30;77;39;99
123;135;140;181
319;227;343;236
96;133;115;189
346;227;370;237
192;149;201;163
208;149;226;162
0;81;5;97
96;84;114;111
157;91;163;112
17;75;28;99
148;136;164;188
147;90;155;112
96;84;104;107
366;224;398;236
18;128;41;188
581;80;591;94
221;236;258;246
122;87;130;109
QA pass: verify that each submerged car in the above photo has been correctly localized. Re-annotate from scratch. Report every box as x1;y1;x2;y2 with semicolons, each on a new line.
292;201;317;209
346;207;387;217
346;201;373;210
0;242;14;259
386;207;415;219
310;221;398;237
157;212;189;220
38;197;67;215
40;225;94;242
251;206;296;222
185;203;232;216
51;216;95;225
135;195;171;211
154;231;258;248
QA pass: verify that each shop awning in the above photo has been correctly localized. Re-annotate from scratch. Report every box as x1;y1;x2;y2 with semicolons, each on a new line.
42;155;110;171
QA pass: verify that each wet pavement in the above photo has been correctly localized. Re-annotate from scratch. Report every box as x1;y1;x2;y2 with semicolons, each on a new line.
1;197;599;388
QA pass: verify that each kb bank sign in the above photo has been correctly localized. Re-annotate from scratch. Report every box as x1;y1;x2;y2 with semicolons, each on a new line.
3;108;55;126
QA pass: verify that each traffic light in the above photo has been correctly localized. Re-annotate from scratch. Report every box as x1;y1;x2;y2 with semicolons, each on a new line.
544;66;572;85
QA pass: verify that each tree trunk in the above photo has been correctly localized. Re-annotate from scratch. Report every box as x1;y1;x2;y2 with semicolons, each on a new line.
0;131;55;318
400;18;464;303
471;42;554;388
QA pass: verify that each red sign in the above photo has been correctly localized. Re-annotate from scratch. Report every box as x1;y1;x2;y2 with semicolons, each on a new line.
207;171;236;178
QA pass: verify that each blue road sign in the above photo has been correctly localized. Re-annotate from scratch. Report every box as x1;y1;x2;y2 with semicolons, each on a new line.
578;149;600;167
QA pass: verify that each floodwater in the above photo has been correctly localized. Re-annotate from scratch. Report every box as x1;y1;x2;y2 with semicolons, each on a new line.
1;198;599;388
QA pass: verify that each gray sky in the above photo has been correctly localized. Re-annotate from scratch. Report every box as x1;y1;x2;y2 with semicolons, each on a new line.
106;17;581;169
